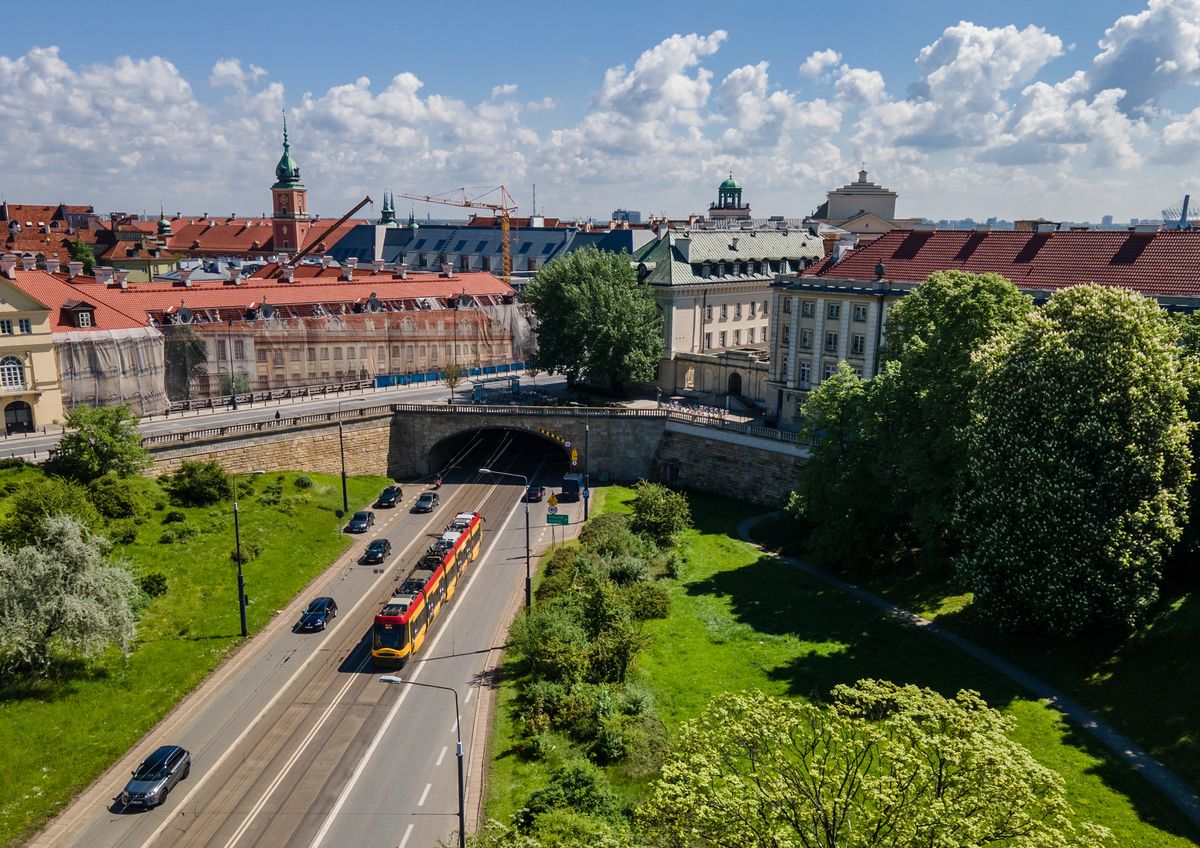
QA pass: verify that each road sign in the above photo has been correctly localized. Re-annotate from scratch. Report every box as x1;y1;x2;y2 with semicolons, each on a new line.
564;441;572;448
571;460;577;467
582;489;590;499
570;448;578;462
547;513;569;525
548;505;558;514
548;493;559;506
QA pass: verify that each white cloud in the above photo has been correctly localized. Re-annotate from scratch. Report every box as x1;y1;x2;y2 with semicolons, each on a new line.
490;83;518;98
210;58;267;91
1087;0;1200;114
798;49;840;79
834;66;887;104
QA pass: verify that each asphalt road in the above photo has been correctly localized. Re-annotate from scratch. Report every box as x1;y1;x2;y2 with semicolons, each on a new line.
0;373;568;461
35;431;578;848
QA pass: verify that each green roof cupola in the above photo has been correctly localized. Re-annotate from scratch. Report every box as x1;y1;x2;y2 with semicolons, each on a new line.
715;172;745;212
156;203;173;237
380;191;396;225
273;111;304;189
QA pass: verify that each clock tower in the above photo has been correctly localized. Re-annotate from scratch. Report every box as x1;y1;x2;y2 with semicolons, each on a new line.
271;113;310;254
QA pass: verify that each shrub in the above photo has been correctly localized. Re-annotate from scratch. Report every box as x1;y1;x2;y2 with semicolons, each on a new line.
624;580;670;620
88;474;140;519
605;555;649;585
515;759;622;831
0;457;28;470
628;480;692;547
508;602;591;684
107;520;139;545
231;540;262;564
3;480;20;495
0;476;101;548
522;679;569;730
524;732;558;762
277;494;310;514
236;479;255;497
257;481;284;506
592;716;629;763
163;461;231;507
138;572;168;598
161;509;186;524
536;547;584;602
619;683;655;716
158;525;197;544
294;474;313;489
152;501;166;511
579;513;647;558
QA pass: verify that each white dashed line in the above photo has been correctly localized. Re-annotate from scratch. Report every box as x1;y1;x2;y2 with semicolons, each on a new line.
398;823;414;848
436;746;447;767
417;783;432;807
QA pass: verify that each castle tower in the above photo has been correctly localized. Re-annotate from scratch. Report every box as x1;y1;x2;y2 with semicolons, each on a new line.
709;173;751;222
271;112;310;254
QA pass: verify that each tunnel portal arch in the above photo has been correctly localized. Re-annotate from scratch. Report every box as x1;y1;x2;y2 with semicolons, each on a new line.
428;425;573;481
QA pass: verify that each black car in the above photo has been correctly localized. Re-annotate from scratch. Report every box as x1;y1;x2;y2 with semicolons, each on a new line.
345;510;376;533
360;538;392;565
376;486;403;508
297;597;338;631
522;485;546;503
120;745;190;809
413;492;440;513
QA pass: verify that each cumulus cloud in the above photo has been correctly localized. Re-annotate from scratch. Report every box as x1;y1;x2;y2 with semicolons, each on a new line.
1087;0;1200;114
490;83;518;98
210;58;267;91
799;49;840;79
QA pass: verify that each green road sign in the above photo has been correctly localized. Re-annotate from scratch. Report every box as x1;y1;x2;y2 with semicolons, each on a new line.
547;513;569;525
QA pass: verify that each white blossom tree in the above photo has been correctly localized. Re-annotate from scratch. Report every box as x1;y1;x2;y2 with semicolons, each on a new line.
958;285;1193;635
0;515;138;675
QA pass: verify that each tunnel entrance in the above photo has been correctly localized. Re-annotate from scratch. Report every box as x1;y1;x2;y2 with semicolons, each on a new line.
430;427;572;488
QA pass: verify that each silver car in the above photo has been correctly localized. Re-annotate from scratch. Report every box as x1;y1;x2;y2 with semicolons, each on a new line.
120;745;190;808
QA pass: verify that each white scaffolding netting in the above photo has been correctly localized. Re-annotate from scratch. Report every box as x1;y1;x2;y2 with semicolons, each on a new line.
55;327;170;416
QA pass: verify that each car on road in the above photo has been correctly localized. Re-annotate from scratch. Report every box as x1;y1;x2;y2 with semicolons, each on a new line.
522;485;546;503
120;745;190;809
375;486;403;508
360;538;392;565
297;597;338;631
345;510;376;533
413;492;440;513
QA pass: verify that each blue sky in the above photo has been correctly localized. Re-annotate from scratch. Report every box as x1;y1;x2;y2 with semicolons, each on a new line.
2;0;1198;223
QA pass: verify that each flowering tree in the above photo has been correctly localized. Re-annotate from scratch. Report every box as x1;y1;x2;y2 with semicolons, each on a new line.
639;681;1108;847
958;285;1192;635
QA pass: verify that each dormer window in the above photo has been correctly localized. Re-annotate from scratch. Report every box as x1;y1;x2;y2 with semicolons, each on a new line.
61;299;96;329
701;263;711;279
77;311;93;328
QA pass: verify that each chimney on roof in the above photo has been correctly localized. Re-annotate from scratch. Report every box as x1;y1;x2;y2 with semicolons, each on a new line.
1035;222;1059;233
20;256;36;271
320;255;332;269
114;270;130;288
44;257;60;274
67;261;83;279
202;212;208;220
178;269;193;287
373;259;386;274
393;263;408;280
0;256;15;280
282;267;295;283
440;263;453;277
730;236;739;250
874;261;886;281
94;267;114;285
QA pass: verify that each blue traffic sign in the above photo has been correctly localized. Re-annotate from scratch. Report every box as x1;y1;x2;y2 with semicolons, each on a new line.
548;505;559;514
582;489;591;499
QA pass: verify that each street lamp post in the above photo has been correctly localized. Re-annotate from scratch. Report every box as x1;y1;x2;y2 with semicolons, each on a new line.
584;423;590;521
337;399;365;514
379;676;466;848
232;480;248;638
226;319;238;410
478;467;530;614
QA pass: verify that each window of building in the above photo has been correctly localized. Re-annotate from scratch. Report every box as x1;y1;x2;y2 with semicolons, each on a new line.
782;326;790;344
406;345;415;361
851;334;866;355
852;365;864;377
734;330;741;345
320;348;330;360
702;263;711;279
218;340;228;360
780;354;788;376
719;331;727;347
0;320;12;335
307;347;316;361
762;300;768;315
257;350;267;363
482;256;492;271
290;349;300;362
801;300;815;318
824;362;837;379
347;347;356;360
734;303;742;319
853;304;868;322
377;346;386;361
704;332;712;349
720;304;728;320
234;340;244;359
825;332;838;352
459;255;469;271
747;327;755;343
798;362;810;387
718;262;725;276
527;258;538;272
800;329;812;349
0;356;24;389
258;377;269;390
705;304;713;322
783;299;791;314
334;348;343;360
827;303;841;320
761;260;770;275
273;351;283;367
392;345;402;358
18;319;31;334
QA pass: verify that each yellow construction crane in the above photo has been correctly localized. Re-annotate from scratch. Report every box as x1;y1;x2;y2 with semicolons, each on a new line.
393;186;518;284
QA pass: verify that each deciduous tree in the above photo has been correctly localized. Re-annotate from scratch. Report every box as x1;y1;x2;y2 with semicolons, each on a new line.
628;480;691;547
51;403;149;481
0;515;138;675
639;681;1109;848
959;285;1192;634
523;246;662;392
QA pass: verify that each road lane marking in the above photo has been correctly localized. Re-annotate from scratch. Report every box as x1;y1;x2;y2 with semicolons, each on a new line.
309;490;524;848
418;783;432;807
436;747;447;767
134;505;452;848
464;687;473;704
398;823;414;848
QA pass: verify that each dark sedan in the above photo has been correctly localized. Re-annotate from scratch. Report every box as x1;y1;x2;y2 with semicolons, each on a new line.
376;486;403;508
345;510;376;533
522;485;546;503
297;597;338;631
120;745;190;809
412;492;440;513
360;538;392;565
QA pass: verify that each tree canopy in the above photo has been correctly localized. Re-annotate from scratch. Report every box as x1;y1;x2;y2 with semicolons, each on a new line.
523;245;662;392
0;515;138;675
639;681;1109;848
67;237;96;275
628;480;692;547
1;476;101;548
958;285;1193;634
51;403;149;482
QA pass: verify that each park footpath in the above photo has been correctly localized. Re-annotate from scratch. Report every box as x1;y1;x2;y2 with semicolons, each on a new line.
738;513;1200;831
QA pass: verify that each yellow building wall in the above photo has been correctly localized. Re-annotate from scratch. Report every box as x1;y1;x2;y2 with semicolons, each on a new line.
0;284;65;431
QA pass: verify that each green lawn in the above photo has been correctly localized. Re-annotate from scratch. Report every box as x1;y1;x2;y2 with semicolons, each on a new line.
0;467;390;848
484;487;1200;846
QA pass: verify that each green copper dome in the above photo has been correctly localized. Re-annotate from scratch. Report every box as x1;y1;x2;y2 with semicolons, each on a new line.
272;113;304;188
719;173;741;191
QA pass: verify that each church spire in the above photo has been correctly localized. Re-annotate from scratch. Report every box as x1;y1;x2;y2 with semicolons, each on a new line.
380;190;396;225
273;109;303;188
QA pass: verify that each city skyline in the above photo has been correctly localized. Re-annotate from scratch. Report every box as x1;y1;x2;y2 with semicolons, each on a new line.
1;0;1198;223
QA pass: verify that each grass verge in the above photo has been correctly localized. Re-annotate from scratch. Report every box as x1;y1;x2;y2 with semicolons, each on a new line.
0;467;390;848
484;487;1200;846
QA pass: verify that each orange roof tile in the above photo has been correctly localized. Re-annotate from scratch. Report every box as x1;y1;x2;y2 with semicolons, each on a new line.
4;269;151;331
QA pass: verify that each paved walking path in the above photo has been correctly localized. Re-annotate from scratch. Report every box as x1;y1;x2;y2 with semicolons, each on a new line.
737;513;1200;830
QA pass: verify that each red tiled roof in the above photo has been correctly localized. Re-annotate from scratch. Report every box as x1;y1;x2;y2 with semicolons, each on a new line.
803;229;1200;298
4;269;150;331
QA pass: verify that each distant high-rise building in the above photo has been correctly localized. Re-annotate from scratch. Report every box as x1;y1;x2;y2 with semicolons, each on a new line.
612;209;642;224
1102;214;1114;227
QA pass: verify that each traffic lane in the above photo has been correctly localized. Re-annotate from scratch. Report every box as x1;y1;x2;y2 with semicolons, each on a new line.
310;477;549;848
42;486;456;848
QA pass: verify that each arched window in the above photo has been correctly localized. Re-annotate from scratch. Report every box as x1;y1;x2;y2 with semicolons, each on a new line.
0;356;24;390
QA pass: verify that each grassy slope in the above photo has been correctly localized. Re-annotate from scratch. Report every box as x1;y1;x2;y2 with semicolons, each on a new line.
0;468;390;848
485;487;1200;846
